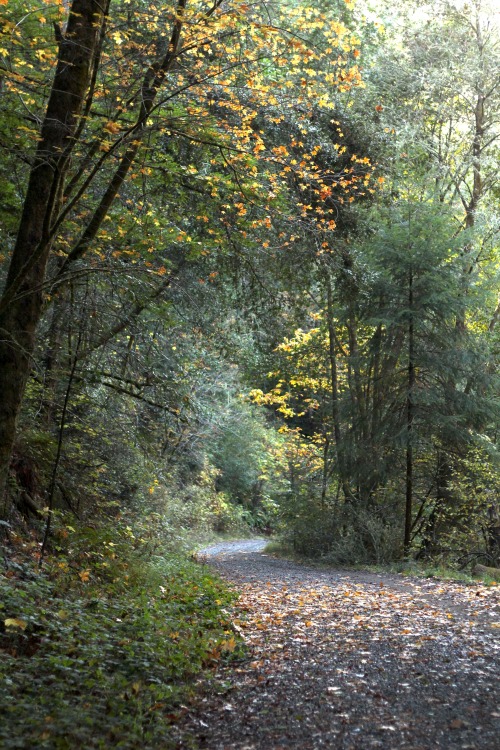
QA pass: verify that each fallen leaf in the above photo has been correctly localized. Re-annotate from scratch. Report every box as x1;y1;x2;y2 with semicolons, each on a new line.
4;618;27;630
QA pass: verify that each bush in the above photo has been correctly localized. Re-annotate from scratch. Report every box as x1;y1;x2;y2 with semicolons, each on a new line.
153;462;254;540
278;490;403;565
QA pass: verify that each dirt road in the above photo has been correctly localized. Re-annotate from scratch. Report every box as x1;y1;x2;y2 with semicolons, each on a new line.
173;539;500;749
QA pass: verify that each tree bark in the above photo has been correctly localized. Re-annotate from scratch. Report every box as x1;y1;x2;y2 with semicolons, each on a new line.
404;266;415;553
0;0;193;502
0;0;105;499
325;274;351;501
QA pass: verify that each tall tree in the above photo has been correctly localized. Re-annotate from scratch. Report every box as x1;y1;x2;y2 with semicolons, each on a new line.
0;0;107;495
0;0;369;498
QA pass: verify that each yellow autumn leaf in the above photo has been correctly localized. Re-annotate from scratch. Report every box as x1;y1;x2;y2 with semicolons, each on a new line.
220;636;237;652
4;618;27;630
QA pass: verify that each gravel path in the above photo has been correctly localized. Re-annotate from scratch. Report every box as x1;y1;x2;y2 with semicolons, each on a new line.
173;540;500;749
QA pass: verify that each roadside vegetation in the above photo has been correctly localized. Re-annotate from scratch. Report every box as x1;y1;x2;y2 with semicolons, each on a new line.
1;513;242;749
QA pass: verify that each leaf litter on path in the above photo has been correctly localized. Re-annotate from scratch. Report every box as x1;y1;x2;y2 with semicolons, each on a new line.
172;541;500;749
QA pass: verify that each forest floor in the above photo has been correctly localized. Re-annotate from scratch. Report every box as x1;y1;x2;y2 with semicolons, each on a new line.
171;539;500;750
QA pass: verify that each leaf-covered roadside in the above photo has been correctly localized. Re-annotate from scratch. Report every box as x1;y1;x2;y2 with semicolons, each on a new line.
173;542;500;749
0;519;240;749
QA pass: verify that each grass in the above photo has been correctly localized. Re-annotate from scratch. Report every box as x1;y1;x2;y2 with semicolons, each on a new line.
373;560;477;583
264;538;498;585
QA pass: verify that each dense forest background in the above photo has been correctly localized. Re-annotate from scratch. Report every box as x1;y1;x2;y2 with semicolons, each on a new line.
0;0;499;564
1;0;499;745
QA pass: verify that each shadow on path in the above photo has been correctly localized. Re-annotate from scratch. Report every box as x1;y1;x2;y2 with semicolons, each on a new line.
173;539;500;749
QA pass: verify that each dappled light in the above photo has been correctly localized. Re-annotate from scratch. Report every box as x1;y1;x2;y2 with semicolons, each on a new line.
174;542;500;748
1;0;499;746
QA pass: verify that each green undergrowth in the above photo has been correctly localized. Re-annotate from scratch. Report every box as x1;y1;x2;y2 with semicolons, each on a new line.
264;540;499;586
380;560;498;586
262;538;345;568
0;516;242;749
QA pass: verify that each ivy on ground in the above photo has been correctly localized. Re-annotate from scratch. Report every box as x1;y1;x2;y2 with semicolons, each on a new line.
0;517;240;749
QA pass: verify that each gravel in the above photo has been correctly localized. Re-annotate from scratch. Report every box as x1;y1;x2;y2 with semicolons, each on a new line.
172;539;500;750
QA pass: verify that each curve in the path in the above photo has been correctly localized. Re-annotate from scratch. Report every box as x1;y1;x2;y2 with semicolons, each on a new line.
197;539;268;558
176;539;500;750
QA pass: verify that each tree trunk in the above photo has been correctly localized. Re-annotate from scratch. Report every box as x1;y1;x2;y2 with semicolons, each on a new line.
404;266;415;553
325;274;351;501
0;0;105;499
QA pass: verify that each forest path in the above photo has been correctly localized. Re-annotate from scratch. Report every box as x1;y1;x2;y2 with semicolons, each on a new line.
172;540;500;749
